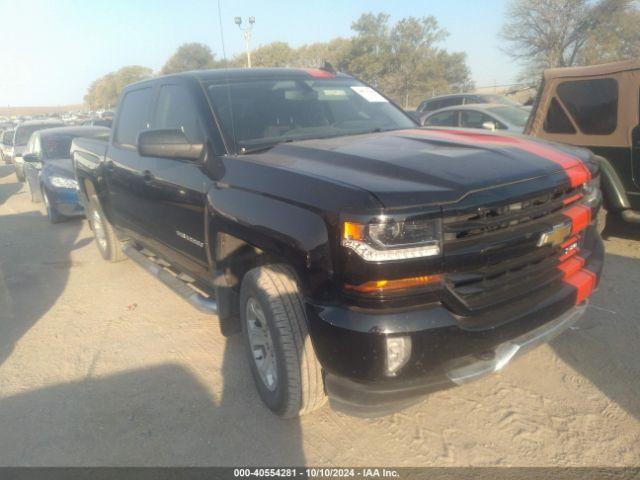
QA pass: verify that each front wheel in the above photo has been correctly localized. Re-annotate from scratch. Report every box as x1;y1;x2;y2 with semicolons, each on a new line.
240;264;326;418
42;188;63;224
87;194;126;262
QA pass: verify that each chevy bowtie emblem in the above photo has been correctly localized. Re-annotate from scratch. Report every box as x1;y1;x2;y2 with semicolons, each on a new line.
537;222;572;247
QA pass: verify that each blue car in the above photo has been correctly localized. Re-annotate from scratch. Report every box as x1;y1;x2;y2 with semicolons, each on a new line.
22;126;110;223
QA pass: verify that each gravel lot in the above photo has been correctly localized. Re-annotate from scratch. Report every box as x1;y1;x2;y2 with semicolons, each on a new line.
0;163;638;467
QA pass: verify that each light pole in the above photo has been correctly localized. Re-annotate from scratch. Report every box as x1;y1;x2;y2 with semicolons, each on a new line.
234;16;255;68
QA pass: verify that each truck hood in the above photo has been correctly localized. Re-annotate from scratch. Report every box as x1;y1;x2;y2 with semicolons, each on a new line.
254;128;593;209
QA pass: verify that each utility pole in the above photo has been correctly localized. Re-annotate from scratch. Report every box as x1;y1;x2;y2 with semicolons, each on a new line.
234;16;255;68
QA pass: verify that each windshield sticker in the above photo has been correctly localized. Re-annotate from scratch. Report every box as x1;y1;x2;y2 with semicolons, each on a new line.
350;86;388;102
322;89;347;96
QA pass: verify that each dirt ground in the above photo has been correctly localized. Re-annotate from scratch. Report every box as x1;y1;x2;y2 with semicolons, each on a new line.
0;162;638;467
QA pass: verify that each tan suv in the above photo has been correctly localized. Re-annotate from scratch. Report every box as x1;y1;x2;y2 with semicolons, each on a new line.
525;59;640;226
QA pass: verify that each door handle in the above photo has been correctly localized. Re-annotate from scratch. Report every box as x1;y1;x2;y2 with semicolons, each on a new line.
142;170;154;183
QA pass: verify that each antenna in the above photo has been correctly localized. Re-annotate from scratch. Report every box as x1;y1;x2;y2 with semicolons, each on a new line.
217;0;237;154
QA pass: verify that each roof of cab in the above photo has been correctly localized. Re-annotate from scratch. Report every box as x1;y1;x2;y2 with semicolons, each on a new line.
126;67;351;89
544;59;640;80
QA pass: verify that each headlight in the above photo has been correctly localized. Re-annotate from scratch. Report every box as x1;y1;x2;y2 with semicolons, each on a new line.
342;218;442;262
582;175;601;208
50;176;78;189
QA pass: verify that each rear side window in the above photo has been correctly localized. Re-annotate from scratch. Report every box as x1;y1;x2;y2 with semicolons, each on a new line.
153;84;203;143
460;110;494;129
556;78;618;134
426;110;458;127
114;87;153;146
544;97;576;134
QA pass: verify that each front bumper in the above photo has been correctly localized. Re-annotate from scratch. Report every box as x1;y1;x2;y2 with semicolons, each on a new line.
48;187;84;217
324;302;587;416
306;227;604;416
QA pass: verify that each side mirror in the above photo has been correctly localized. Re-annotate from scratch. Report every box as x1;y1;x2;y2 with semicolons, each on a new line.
22;153;40;163
137;129;203;161
482;121;497;132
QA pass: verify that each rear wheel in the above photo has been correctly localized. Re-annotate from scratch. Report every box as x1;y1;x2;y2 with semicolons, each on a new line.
87;194;126;262
240;264;326;418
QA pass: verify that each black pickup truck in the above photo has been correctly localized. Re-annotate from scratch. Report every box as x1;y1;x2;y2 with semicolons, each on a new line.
72;68;604;417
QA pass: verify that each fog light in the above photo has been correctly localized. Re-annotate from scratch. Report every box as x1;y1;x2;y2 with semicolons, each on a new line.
385;336;411;375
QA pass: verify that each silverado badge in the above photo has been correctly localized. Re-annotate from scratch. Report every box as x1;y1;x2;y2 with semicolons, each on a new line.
537;221;572;247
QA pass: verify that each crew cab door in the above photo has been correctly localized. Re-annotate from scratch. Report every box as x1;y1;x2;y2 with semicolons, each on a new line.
632;87;640;190
142;80;213;277
106;86;155;232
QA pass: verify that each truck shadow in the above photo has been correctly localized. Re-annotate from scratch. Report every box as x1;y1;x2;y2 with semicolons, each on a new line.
0;361;306;465
550;251;640;420
0;211;81;366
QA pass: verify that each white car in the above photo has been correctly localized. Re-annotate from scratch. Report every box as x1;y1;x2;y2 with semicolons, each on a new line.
11;119;64;181
422;103;531;133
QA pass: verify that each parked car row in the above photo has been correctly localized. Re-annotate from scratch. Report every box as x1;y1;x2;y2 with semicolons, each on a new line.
22;126;110;223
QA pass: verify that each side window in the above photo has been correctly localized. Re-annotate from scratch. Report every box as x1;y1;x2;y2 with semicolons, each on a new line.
114;87;153;147
544;97;577;134
426;110;458;127
25;134;35;153
152;84;203;143
460;110;492;129
556;78;618;134
33;136;41;157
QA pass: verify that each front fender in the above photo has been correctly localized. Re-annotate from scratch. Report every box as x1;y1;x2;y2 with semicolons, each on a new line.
207;184;334;296
595;155;631;211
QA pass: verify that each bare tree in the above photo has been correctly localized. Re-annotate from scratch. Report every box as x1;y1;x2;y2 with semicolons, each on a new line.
501;0;633;78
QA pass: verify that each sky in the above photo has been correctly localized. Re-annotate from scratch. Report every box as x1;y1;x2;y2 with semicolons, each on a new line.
0;0;520;106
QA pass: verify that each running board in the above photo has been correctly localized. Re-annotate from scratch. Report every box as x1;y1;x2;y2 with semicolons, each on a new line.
122;244;218;315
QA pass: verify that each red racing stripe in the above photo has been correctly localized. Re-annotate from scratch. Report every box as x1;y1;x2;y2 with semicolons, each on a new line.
557;256;596;305
563;204;591;234
400;129;591;188
564;269;597;305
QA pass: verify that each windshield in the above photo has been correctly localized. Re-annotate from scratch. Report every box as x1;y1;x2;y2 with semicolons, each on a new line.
15;124;61;146
205;77;415;152
2;130;13;144
42;135;73;159
487;106;530;127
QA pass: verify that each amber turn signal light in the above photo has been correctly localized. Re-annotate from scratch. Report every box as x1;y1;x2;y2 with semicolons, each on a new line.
343;221;364;241
344;274;443;294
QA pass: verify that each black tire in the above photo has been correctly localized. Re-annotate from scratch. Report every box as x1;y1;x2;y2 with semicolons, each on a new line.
240;264;326;418
87;193;126;262
42;188;63;224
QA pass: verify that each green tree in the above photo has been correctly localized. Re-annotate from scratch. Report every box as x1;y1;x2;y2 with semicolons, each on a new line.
345;13;472;107
161;42;217;74
84;65;152;109
245;41;296;67
501;0;636;79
